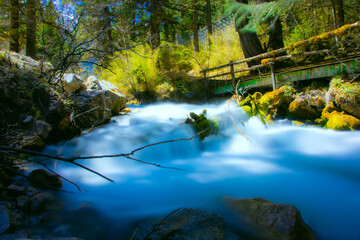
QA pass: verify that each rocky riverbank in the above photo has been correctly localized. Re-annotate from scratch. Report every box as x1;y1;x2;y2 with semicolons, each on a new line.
0;51;127;239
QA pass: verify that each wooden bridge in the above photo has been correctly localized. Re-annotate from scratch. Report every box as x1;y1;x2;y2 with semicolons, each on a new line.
199;22;360;95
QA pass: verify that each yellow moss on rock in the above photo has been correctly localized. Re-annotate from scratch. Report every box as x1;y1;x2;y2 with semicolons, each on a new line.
325;112;360;130
292;120;305;126
261;58;272;66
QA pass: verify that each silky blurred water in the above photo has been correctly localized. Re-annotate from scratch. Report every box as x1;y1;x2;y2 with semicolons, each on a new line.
43;102;360;240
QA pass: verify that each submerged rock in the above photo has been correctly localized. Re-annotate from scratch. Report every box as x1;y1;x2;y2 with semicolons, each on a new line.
136;208;237;240
226;197;316;240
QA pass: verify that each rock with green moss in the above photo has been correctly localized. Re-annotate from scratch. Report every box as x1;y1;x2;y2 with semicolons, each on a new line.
238;87;293;122
327;78;360;118
183;111;219;140
315;101;360;130
325;112;360;130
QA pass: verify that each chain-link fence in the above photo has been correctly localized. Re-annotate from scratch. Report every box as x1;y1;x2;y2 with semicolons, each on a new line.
176;12;235;46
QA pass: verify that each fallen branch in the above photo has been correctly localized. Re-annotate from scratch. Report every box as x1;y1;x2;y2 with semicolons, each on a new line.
0;131;204;190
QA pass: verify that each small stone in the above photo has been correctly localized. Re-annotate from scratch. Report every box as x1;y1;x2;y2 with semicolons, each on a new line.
25;186;39;197
0;168;12;186
53;224;72;236
28;169;63;189
0;206;10;234
21;135;45;151
6;184;26;197
30;193;46;212
0;229;27;240
23;115;34;124
29;120;52;139
16;196;30;210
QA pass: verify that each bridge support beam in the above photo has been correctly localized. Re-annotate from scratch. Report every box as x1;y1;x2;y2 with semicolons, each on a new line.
270;63;277;90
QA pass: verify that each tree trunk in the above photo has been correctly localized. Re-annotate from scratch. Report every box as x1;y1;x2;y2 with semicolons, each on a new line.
102;6;113;52
10;0;20;52
192;0;199;52
331;0;345;28
26;0;37;59
149;0;161;50
236;0;265;67
206;0;212;44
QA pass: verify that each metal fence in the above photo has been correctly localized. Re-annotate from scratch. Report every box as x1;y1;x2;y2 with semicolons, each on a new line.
176;12;235;46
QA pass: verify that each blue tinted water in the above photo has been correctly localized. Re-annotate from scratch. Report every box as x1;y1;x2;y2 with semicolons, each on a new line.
44;102;360;240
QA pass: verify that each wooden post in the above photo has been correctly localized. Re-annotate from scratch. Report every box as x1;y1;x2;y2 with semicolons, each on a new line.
230;61;236;92
202;71;208;98
270;63;277;90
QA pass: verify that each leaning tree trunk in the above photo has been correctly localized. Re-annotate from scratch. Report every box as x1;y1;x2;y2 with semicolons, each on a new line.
26;0;37;59
267;16;285;51
10;0;20;52
236;0;264;67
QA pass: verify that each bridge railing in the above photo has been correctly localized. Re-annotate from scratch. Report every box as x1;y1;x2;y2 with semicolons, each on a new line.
200;21;360;92
200;48;334;91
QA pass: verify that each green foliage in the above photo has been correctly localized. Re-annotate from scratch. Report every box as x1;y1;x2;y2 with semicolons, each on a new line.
98;45;161;97
192;25;245;74
227;0;298;32
157;42;193;81
330;77;360;104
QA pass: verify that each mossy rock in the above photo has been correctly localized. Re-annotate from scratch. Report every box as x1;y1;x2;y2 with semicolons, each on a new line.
292;120;305;126
239;88;291;121
325;112;360;130
328;78;360;118
184;111;219;140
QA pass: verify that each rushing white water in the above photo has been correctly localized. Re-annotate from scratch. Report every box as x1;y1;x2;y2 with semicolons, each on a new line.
43;102;360;240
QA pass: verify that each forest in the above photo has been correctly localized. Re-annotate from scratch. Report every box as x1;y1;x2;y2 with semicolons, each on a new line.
1;0;360;240
1;0;360;100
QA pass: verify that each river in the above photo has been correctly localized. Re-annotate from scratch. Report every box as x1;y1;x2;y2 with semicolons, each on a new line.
41;102;360;240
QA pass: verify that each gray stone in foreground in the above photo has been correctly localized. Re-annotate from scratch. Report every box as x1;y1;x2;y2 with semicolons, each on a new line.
226;197;317;240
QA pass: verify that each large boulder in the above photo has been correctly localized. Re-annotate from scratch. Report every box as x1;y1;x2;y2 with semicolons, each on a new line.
226;197;316;240
327;78;360;118
135;208;237;240
70;77;126;128
72;90;112;128
0;51;52;74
